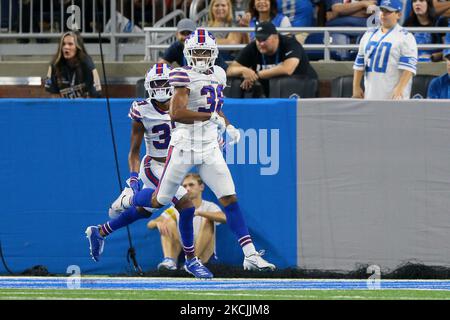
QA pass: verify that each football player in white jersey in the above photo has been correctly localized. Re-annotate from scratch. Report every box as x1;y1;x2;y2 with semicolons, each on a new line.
85;63;214;278
110;63;186;217
160;28;275;274
353;0;418;100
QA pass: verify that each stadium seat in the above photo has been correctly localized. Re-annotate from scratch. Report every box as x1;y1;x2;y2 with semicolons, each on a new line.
224;77;243;98
268;76;318;98
330;75;364;98
136;78;147;98
410;75;436;99
331;74;435;99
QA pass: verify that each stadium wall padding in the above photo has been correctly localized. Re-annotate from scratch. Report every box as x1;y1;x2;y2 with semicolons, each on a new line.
0;98;297;275
297;98;450;272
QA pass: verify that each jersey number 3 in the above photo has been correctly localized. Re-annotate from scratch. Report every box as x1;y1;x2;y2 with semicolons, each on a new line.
198;85;224;113
152;123;171;150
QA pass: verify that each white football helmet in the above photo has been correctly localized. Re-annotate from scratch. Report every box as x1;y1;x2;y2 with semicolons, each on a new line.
183;28;218;73
144;63;173;102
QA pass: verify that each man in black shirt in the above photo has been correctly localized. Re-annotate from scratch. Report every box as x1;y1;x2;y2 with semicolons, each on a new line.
227;22;318;97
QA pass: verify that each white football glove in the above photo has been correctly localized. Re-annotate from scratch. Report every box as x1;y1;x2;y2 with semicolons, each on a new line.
226;124;241;145
209;112;226;132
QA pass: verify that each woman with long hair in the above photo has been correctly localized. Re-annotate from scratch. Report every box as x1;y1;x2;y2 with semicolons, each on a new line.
45;31;102;98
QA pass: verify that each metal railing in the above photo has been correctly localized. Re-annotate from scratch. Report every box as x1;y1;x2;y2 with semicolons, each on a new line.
0;0;190;61
144;26;450;62
1;0;449;63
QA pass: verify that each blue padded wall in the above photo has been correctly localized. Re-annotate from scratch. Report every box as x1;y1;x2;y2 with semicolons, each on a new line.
0;98;297;274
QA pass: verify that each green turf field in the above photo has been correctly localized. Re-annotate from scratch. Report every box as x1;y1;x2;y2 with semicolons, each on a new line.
1;288;450;300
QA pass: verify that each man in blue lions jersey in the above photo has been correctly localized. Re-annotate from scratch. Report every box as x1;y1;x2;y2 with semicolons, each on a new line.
353;0;418;100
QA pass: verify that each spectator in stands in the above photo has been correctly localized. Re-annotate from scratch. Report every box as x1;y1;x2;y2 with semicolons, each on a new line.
226;22;318;97
45;31;102;98
205;0;249;61
240;0;292;41
427;49;450;99
433;0;450;17
147;174;226;271
1;0;18;31
404;0;448;62
159;18;229;70
165;0;193;13
353;0;418;100
326;0;378;26
276;0;314;44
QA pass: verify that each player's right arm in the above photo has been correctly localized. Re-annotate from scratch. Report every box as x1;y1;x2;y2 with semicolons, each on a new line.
127;102;146;193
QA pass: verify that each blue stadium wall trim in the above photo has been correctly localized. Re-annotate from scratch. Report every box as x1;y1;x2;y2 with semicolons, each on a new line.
0;98;297;274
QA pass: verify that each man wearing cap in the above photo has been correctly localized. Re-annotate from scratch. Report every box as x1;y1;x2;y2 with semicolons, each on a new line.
226;21;318;97
427;48;450;99
353;0;418;100
159;18;228;70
